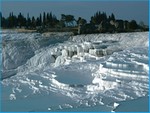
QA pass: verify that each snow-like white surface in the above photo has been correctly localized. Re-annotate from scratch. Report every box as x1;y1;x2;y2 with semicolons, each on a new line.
1;31;149;111
113;96;149;112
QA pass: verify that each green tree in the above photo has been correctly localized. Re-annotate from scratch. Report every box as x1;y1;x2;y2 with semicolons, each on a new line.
110;13;115;21
90;11;108;25
43;12;46;27
36;17;40;27
1;12;7;28
31;16;36;28
0;12;2;27
8;12;13;28
61;14;75;27
17;12;26;28
77;17;87;25
129;20;138;30
26;13;31;28
39;13;42;26
46;13;50;26
52;15;59;27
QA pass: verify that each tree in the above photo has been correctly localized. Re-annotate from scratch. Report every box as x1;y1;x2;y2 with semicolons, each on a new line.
77;17;87;34
129;20;138;30
26;13;31;28
18;13;22;28
36;17;40;27
77;17;87;25
61;14;75;27
46;13;50;26
49;12;53;27
31;16;36;28
12;13;17;28
8;12;13;28
77;17;81;25
43;12;46;27
90;11;108;25
110;13;115;21
1;12;7;28
17;12;26;28
52;15;59;27
39;13;42;26
101;12;107;21
0;12;2;27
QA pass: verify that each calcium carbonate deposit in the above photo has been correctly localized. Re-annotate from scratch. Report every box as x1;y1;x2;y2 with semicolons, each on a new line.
1;31;149;112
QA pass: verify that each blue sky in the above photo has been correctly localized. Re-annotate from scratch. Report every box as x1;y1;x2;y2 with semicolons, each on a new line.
1;1;149;25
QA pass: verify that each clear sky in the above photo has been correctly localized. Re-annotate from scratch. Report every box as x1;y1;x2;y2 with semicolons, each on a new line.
1;0;149;25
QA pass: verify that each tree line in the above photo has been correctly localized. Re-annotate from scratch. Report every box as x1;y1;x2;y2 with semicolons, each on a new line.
0;12;58;29
0;11;148;34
